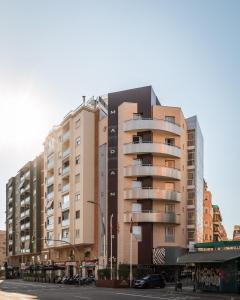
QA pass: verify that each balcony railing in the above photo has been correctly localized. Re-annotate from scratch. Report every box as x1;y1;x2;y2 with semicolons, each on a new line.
62;219;70;227
47;160;54;170
20;209;30;218
62;148;70;158
62;166;70;176
47;176;54;186
123;142;181;158
124;188;181;202
124;211;180;224
61;236;70;243
62;131;70;143
47;223;54;231
123;118;182;135
124;165;181;180
47;209;54;216
47;191;54;200
62;184;70;193
62;201;70;210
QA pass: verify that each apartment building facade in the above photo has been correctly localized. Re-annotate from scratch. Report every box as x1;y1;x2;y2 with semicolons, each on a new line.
203;182;213;242
0;230;6;267
42;103;100;275
233;225;240;240
212;205;227;242
6;154;43;266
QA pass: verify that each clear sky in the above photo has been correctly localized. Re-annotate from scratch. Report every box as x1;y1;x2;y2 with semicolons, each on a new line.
0;0;239;237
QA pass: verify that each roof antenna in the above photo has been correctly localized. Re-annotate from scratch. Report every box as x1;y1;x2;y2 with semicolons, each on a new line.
82;96;86;106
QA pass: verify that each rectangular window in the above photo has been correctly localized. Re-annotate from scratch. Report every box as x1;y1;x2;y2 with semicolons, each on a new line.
75;155;80;165
165;138;175;146
188;149;195;166
187;170;195;186
165;116;175;124
165;182;175;190
132;226;142;242
187;130;195;147
187;209;195;225
58;217;61;224
165;204;175;213
187;190;195;205
58;184;61;192
75;193;80;201
76;210;80;219
165;160;175;168
76;137;81;146
187;229;195;241
132;203;142;213
58;167;62;175
76;229;80;237
165;226;175;242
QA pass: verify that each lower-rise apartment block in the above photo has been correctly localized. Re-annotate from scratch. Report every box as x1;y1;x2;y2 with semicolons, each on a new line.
212;204;227;242
6;154;43;267
203;182;213;242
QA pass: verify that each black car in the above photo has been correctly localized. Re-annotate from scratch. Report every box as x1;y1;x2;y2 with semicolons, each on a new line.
133;274;166;288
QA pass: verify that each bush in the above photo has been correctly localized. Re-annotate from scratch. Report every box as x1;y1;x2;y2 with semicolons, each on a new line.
97;268;111;280
118;264;130;280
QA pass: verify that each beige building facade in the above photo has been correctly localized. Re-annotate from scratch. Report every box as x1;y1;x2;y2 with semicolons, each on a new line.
0;230;6;268
203;182;213;242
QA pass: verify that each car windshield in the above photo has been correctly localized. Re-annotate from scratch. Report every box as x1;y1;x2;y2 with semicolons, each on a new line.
142;275;150;280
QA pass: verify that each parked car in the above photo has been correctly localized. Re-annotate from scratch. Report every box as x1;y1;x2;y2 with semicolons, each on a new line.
133;274;166;288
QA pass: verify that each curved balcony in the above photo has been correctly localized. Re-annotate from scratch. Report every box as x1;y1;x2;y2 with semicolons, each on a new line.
124;165;181;180
124;211;180;224
123;118;181;135
123;142;181;158
124;188;181;202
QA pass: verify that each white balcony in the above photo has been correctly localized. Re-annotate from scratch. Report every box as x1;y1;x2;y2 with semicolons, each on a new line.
62;219;70;227
20;209;30;218
21;249;30;253
47;223;54;230
62;131;70;143
123;118;182;136
47;176;54;186
123;142;181;158
62;166;70;176
47;239;54;246
124;188;181;202
47;160;54;170
124;211;180;224
62;184;70;193
47;191;54;200
25;222;30;229
9;240;13;245
9;219;13;224
61;236;69;243
47;209;54;216
8;197;13;204
62;201;70;210
124;165;181;180
21;236;26;241
62;148;70;158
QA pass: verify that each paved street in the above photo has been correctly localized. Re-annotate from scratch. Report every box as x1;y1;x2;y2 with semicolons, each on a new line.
0;280;240;300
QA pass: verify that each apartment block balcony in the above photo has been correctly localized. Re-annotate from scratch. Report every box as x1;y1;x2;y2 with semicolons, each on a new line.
47;191;54;200
62;131;70;143
21;249;30;253
21;196;30;207
47;146;54;156
124;188;181;202
9;251;13;256
62;148;70;159
47;209;54;216
21;222;30;230
8;240;13;245
62;184;70;193
47;160;54;171
124;165;181;180
62;166;70;176
21;235;30;242
62;219;70;227
124;211;180;224
47;223;54;231
61;236;70;243
8;197;13;204
9;219;13;224
123;142;181;158
123;118;181;136
61;201;70;210
20;184;30;194
20;209;30;219
47;239;54;246
9;228;13;234
47;176;54;186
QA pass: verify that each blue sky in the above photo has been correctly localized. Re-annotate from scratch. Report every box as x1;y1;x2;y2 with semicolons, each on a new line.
0;0;239;237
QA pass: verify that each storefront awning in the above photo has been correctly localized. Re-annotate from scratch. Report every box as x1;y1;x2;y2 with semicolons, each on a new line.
177;249;240;264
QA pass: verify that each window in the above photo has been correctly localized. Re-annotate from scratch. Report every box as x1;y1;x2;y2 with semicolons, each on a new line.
188;170;195;186
132;203;142;212
62;228;69;238
187;229;195;241
165;138;175;146
187;130;195;147
132;226;142;241
187;209;195;225
58;167;62;175
76;229;80;237
75;174;80;183
75;119;80;128
165;204;175;213
75;193;80;201
165;116;175;124
58;217;61;224
165;160;175;168
187;190;195;205
165;226;175;242
188;149;195;166
58;184;61;192
76;137;81;146
62;210;69;221
75;155;80;165
76;210;80;219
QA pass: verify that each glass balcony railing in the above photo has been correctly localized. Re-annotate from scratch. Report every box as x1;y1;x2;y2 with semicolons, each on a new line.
62;184;70;193
62;201;70;210
62;219;70;227
124;211;180;224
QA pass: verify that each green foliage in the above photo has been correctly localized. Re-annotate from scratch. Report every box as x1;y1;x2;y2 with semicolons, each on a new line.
118;264;130;280
134;267;152;279
97;268;111;280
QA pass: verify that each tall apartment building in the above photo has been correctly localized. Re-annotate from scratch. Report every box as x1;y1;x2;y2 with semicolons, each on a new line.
186;116;204;245
0;230;6;267
203;182;213;242
212;205;227;242
97;86;204;266
42;102;104;275
6;154;43;266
